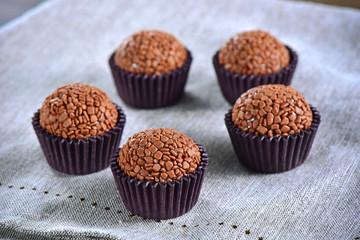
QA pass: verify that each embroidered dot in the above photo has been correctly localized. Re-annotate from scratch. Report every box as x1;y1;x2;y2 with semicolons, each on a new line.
55;194;60;196
206;223;210;226
245;229;251;235
19;186;25;189
80;197;85;201
44;191;48;194
232;225;237;229
182;224;187;228
8;185;13;188
155;219;161;223
129;213;135;217
258;237;264;240
194;224;199;227
32;187;36;190
68;195;73;199
91;202;97;207
218;222;224;225
104;207;110;211
168;222;173;225
117;210;122;214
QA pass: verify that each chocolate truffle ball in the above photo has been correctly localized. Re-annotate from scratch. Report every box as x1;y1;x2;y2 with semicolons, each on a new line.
218;30;290;75
232;84;313;137
39;83;118;139
118;128;201;183
114;30;187;75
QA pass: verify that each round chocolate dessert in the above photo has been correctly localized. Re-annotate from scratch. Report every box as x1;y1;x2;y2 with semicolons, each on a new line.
109;30;193;108
32;82;126;174
218;30;290;75
232;84;313;137
39;82;118;139
224;84;321;173
114;30;187;75
118;128;201;183
213;30;298;104
111;127;208;219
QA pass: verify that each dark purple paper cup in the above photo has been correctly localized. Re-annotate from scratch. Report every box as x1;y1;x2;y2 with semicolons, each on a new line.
213;46;298;105
109;50;192;109
111;144;208;220
32;105;126;175
225;106;320;173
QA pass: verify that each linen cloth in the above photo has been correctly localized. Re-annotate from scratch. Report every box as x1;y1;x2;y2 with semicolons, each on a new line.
0;0;359;239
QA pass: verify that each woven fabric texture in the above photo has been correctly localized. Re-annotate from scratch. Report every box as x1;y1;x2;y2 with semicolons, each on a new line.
0;0;359;239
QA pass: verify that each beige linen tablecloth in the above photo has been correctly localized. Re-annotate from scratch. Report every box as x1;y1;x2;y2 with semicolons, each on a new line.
0;0;359;239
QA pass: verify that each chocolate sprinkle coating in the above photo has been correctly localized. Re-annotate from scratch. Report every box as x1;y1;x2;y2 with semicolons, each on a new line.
232;84;313;137
39;83;118;139
219;30;290;75
118;128;201;183
114;30;187;75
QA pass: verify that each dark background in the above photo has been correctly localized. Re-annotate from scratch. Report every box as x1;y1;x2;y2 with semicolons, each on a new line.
0;0;359;27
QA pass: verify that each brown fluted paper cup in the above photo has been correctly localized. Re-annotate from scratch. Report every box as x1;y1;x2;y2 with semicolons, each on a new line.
109;50;192;109
111;144;208;220
225;106;320;173
32;105;126;175
213;46;298;105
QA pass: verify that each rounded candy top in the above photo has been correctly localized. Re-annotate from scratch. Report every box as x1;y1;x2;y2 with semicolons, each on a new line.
232;84;313;137
39;83;118;139
219;30;290;75
114;30;187;75
118;128;201;183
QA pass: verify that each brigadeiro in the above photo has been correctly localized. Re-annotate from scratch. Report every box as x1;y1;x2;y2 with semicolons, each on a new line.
213;30;298;104
109;30;192;109
225;84;320;173
32;83;126;174
111;128;208;219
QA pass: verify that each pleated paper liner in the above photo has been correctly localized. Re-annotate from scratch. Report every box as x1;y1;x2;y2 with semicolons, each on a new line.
32;105;126;175
110;144;208;220
109;49;192;109
225;106;320;173
213;46;298;105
